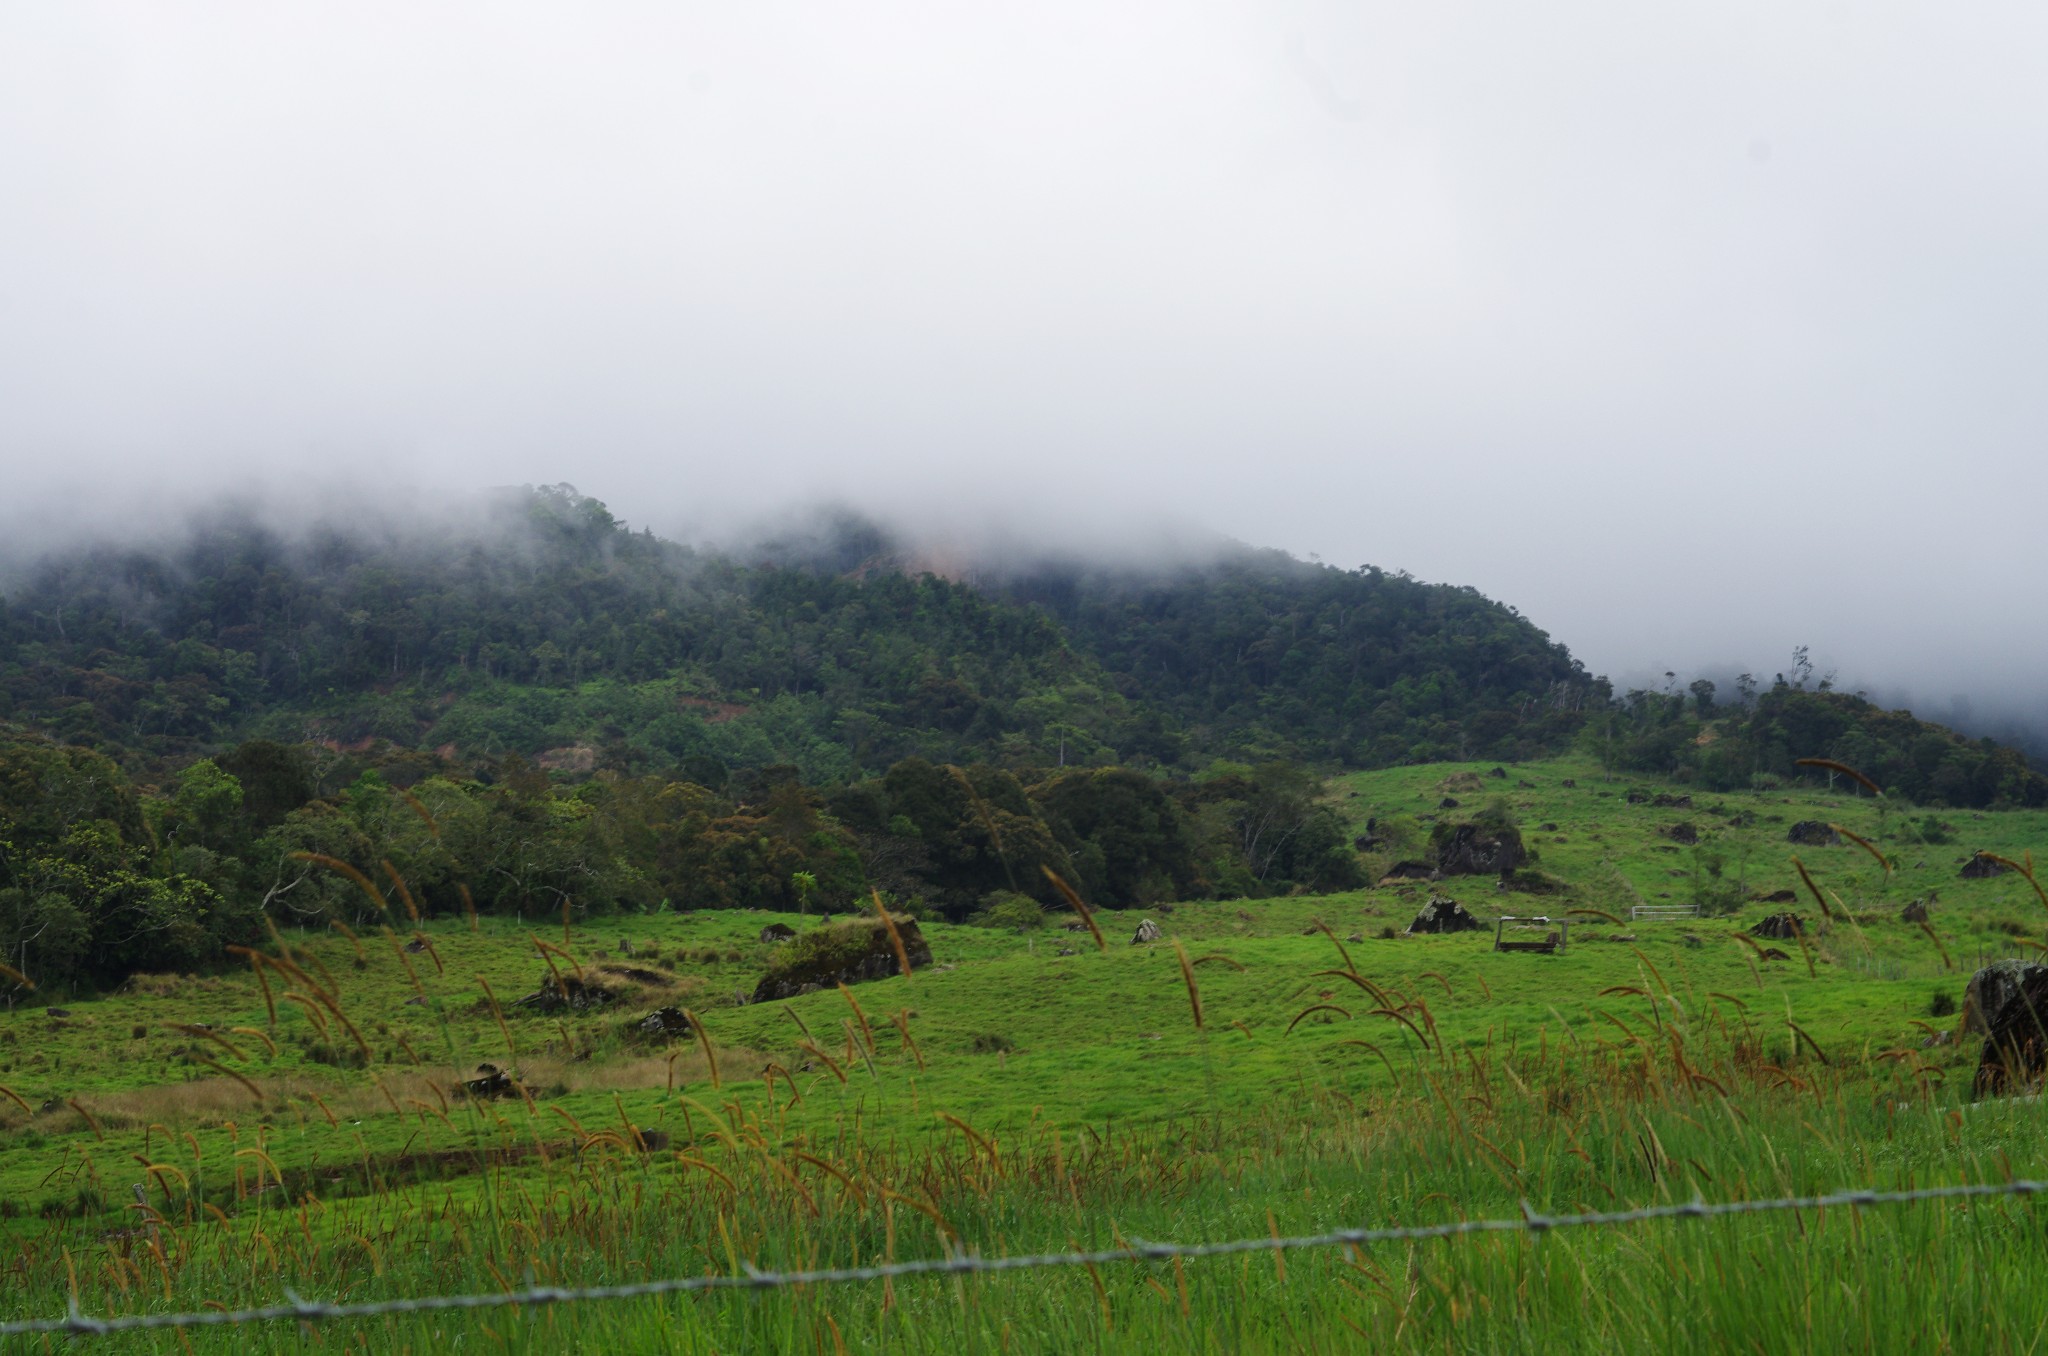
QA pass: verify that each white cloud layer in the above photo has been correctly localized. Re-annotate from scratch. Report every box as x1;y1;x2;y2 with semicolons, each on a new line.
3;2;2044;722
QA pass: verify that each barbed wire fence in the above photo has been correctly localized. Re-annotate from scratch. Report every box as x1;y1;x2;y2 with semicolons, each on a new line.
6;1177;2041;1338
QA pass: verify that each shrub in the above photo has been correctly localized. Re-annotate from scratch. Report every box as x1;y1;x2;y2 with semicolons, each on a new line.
973;891;1045;931
1930;991;1958;1017
305;1041;368;1070
1910;816;1956;845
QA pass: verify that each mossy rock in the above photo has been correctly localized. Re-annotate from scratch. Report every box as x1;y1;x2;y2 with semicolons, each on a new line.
751;916;931;1004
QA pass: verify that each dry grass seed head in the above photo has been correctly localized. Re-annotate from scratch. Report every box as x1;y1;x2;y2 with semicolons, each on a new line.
289;852;389;914
1794;757;1884;796
1173;940;1204;1030
1040;867;1105;952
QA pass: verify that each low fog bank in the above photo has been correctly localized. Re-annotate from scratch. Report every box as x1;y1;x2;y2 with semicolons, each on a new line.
0;472;1246;585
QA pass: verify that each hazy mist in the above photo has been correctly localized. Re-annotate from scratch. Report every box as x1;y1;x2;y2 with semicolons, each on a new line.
4;4;2046;731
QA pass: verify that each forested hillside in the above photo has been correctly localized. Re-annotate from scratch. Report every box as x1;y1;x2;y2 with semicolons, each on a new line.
0;485;1602;778
999;553;1597;767
1586;680;2048;808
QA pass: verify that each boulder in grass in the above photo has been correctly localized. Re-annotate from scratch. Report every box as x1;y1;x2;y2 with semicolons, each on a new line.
1900;898;1932;924
1967;960;2048;1097
1663;822;1699;845
751;915;930;1003
634;1006;692;1039
1961;852;2011;880
1749;912;1806;940
1428;820;1525;876
459;1063;517;1099
1787;821;1840;847
1407;895;1483;934
759;923;798;943
1966;959;2040;1035
1131;918;1163;945
1752;889;1797;904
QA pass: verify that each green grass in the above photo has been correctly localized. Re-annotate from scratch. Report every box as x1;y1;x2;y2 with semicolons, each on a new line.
4;754;2047;1350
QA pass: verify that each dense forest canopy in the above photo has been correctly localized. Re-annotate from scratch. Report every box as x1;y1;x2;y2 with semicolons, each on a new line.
0;485;1605;777
1586;680;2048;808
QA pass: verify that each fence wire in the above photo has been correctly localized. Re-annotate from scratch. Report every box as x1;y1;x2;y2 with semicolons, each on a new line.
7;1177;2042;1338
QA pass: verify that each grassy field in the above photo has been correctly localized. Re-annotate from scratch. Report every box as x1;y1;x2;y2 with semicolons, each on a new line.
4;754;2048;1351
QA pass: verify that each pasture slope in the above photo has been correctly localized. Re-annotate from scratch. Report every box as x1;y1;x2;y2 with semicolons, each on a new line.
3;754;2047;1352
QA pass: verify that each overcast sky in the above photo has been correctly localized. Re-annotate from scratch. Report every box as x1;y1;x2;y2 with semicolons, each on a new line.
3;3;2045;721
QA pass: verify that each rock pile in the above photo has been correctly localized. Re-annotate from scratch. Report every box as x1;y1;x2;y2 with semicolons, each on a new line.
1407;895;1483;934
511;973;616;1013
1749;913;1805;940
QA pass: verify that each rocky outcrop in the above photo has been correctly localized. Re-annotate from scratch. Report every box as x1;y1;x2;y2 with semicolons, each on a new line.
1787;821;1840;847
633;1006;692;1039
1967;960;2048;1096
1428;821;1525;876
1663;822;1699;845
751;916;930;1003
1131;918;1163;944
1407;895;1483;934
1749;913;1806;940
759;923;798;943
1961;853;2011;880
